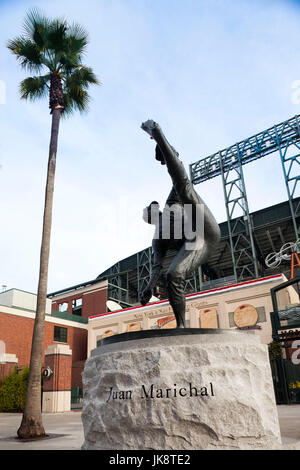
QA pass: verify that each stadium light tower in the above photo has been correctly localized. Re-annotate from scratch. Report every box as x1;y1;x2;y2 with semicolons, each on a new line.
190;115;300;283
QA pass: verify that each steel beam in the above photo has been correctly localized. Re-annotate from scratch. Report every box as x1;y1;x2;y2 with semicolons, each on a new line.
137;247;152;296
107;262;122;304
220;153;259;281
190;115;300;184
190;114;300;281
275;125;300;239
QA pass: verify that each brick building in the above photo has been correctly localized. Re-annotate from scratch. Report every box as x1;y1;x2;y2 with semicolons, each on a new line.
0;279;108;411
0;286;98;411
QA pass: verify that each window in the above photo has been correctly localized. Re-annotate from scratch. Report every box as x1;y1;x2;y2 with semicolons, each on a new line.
72;298;82;316
54;326;67;343
58;302;68;312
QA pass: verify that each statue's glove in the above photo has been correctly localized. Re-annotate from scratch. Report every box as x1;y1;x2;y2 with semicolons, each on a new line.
141;119;160;138
140;287;152;306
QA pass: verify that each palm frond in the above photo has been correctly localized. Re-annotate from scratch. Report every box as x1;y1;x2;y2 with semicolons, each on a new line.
65;22;89;55
22;8;51;48
7;36;43;72
56;24;89;73
19;74;50;101
62;85;90;117
56;51;81;74
47;18;68;54
64;66;100;88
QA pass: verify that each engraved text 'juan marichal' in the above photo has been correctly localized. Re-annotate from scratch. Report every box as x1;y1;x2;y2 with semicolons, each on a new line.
105;382;215;403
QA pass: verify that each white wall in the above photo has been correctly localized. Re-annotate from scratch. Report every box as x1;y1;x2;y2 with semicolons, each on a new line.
0;289;52;314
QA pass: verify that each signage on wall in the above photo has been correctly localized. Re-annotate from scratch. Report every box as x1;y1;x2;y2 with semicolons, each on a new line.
42;366;53;379
233;304;258;328
265;239;300;268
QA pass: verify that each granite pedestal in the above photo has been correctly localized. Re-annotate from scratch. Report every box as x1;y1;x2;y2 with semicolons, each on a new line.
81;329;282;450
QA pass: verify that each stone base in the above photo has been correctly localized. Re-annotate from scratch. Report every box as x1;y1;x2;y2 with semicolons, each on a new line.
81;329;282;450
42;390;71;413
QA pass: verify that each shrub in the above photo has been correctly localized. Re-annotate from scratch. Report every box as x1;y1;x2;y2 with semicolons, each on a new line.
268;340;282;360
0;366;29;412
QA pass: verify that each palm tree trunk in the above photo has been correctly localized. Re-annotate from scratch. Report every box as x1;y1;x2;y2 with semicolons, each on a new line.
17;107;62;439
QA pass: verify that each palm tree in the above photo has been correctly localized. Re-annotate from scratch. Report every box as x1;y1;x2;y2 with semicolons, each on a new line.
7;9;100;439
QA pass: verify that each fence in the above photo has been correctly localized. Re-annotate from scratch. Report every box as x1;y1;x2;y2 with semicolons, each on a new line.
270;358;300;404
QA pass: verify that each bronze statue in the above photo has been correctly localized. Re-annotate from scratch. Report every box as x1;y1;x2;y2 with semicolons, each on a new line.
140;120;220;328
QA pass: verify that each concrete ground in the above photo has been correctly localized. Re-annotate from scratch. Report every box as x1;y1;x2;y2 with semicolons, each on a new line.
0;411;84;450
0;405;300;450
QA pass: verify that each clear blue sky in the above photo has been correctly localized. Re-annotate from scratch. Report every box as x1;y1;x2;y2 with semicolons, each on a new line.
1;0;300;293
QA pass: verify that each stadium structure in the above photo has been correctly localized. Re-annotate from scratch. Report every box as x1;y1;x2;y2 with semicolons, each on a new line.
48;114;300;308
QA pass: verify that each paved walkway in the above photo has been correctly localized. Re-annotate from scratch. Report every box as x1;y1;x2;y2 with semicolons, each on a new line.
0;411;84;450
0;405;300;450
